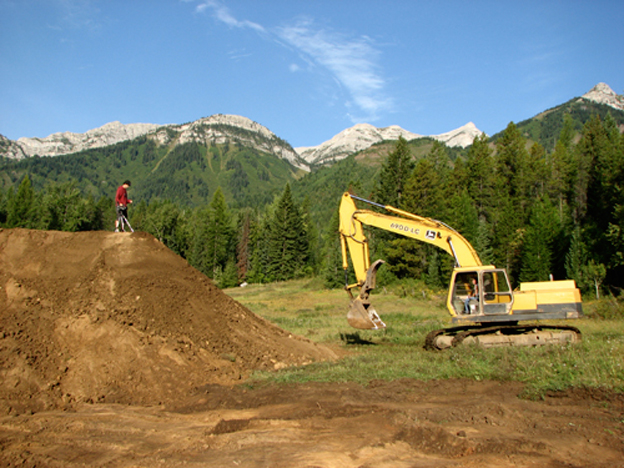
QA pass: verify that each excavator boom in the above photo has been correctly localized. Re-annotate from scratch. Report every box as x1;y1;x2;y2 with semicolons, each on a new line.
340;193;482;280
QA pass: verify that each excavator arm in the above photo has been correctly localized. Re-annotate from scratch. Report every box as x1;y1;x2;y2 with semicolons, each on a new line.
339;192;484;329
339;192;482;284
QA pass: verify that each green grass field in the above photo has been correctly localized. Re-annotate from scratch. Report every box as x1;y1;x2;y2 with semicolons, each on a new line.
224;279;624;398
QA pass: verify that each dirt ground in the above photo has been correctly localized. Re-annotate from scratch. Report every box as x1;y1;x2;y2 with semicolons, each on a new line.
1;228;623;467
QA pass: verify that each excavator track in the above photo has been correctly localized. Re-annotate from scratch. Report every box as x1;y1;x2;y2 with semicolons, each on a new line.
425;324;582;350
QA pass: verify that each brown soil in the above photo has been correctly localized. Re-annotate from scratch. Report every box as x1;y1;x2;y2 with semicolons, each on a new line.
1;228;623;467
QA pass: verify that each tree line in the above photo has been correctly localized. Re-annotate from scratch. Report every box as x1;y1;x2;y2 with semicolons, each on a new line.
1;113;623;298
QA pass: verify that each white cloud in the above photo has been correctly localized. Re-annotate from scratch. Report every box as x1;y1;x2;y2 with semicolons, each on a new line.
193;2;391;122
195;0;264;33
277;21;392;122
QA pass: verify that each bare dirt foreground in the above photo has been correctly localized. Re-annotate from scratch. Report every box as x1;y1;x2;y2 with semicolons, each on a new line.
1;228;623;467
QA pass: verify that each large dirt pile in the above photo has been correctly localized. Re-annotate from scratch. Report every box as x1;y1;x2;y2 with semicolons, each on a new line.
0;228;336;414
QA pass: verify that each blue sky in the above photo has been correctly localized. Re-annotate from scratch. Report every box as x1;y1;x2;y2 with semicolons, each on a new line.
1;0;622;148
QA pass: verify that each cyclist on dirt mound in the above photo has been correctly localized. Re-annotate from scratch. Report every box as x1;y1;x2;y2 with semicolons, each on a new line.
114;180;132;232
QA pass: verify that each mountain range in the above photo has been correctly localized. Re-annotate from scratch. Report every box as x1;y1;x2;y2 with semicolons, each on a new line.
1;112;483;170
2;82;622;170
0;116;482;171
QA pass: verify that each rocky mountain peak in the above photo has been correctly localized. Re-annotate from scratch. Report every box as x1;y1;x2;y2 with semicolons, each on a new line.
9;121;161;159
183;114;276;138
150;114;308;171
295;124;422;166
431;122;483;148
296;122;483;166
581;82;624;111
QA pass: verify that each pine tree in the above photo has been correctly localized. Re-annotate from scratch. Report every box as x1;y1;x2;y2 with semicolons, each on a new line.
425;248;444;289
142;200;187;256
205;187;235;279
527;142;548;200
520;197;561;282
558;113;576;149
300;196;319;275
189;205;213;276
495;122;531;211
6;175;39;228
246;212;271;284
606;129;624;273
465;133;495;222
235;209;254;282
474;218;494;266
548;140;572;219
446;189;479;246
266;184;308;281
374;136;414;207
492;123;532;283
42;181;88;231
0;187;6;225
401;158;438;216
491;194;524;284
565;226;588;291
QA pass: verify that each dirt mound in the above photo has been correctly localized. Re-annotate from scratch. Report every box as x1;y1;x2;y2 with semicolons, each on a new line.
0;228;336;414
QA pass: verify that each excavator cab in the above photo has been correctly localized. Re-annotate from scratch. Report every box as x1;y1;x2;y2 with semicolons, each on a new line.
449;268;514;319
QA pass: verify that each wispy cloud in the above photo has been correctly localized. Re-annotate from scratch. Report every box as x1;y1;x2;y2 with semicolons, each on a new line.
193;1;391;123
56;0;100;30
277;20;392;122
195;0;264;33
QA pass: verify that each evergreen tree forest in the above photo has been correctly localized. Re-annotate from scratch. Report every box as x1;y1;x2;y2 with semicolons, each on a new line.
1;114;623;299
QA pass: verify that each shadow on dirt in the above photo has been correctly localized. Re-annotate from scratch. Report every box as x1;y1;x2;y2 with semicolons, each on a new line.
340;332;377;345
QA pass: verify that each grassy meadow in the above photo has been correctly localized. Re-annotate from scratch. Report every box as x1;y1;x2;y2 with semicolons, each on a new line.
224;279;624;398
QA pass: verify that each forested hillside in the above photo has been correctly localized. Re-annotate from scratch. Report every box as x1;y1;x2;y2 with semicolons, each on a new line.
491;99;624;152
289;137;467;225
0;136;303;210
1;107;623;299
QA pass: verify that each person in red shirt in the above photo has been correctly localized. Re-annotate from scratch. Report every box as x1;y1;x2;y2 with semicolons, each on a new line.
114;180;132;232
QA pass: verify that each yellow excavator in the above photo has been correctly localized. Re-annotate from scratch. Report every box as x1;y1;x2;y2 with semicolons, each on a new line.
339;192;583;349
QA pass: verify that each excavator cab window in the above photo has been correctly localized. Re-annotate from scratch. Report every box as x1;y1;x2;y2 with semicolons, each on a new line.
481;269;513;315
451;270;514;316
452;272;480;315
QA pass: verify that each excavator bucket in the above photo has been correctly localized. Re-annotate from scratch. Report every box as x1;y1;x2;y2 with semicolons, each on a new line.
346;259;386;329
347;297;386;329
